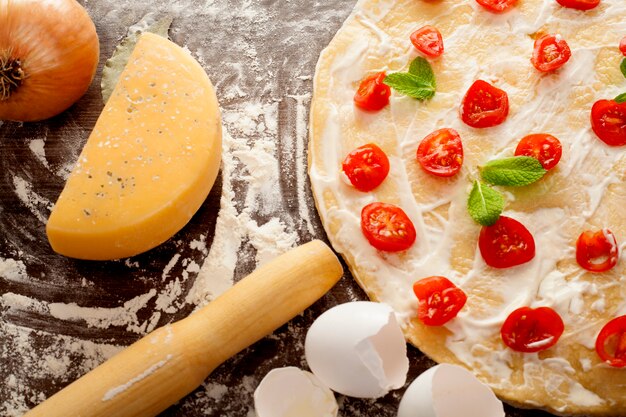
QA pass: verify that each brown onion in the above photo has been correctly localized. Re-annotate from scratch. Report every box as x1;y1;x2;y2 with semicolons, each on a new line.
0;0;99;121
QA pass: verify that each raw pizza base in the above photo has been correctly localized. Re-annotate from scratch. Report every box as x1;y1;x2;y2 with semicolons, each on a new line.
308;0;626;415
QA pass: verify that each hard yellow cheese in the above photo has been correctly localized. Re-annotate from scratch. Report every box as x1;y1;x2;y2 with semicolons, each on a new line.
46;33;222;260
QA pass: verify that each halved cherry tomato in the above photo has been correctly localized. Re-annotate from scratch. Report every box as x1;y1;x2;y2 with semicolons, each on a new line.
342;143;390;192
591;100;626;146
460;80;509;128
531;34;571;72
416;128;464;177
501;307;564;353
596;316;626;368
475;0;517;13
514;133;562;170
479;216;535;268
413;276;467;326
410;25;444;58
354;71;391;111
556;0;600;10
576;229;619;272
620;36;626;56
361;202;416;252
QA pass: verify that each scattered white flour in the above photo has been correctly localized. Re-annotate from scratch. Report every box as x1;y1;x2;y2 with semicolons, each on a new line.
43;354;71;378
161;254;181;281
186;102;300;307
0;319;122;416
49;290;158;333
102;354;173;401
289;93;317;236
28;139;49;169
11;175;54;224
154;279;183;314
0;258;28;283
2;292;49;315
0;2;360;417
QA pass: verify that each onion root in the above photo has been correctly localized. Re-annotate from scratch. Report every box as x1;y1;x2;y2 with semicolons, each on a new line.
0;51;25;101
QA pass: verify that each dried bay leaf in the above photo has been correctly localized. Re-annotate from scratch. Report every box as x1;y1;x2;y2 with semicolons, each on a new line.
101;13;173;103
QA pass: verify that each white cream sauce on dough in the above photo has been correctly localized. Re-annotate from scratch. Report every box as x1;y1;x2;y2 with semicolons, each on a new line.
309;0;626;414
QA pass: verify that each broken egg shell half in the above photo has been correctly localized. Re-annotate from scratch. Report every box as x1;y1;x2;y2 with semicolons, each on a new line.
397;364;504;417
305;301;409;398
254;367;338;417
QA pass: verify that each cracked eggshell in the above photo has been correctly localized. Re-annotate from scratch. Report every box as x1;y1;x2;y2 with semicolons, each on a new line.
397;364;504;417
304;301;409;398
254;367;338;417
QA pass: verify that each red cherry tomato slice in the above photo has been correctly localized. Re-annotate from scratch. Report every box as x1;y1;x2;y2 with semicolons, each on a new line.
501;307;564;353
475;0;517;13
556;0;600;10
620;36;626;56
354;71;391;112
479;216;536;268
576;229;619;272
410;25;444;58
416;128;464;177
514;133;563;170
591;100;626;146
342;143;390;192
460;80;509;128
361;202;416;252
531;34;572;72
413;276;467;326
596;316;626;368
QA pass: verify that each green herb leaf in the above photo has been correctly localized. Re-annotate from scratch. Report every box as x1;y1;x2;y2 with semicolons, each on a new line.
481;156;547;187
383;57;436;100
409;57;436;88
621;58;626;79
384;73;435;100
101;13;173;104
615;93;626;104
467;181;505;226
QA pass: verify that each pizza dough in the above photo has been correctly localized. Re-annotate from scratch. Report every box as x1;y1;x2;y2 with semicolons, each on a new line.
308;1;626;415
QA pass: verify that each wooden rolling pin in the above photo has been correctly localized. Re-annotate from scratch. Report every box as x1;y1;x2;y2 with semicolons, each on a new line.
25;240;343;417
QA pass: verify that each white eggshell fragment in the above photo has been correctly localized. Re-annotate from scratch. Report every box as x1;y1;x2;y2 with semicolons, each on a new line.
397;364;504;417
305;301;409;398
254;367;338;417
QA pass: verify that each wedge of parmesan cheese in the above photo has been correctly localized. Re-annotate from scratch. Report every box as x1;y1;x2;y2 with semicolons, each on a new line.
46;33;222;260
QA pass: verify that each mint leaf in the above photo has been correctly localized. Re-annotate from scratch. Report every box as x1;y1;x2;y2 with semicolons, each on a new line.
481;156;546;187
409;57;436;88
621;58;626;79
384;57;436;100
384;73;435;100
467;181;504;226
616;93;626;104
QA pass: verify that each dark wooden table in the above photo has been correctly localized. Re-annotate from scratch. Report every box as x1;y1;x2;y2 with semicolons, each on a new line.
0;1;555;416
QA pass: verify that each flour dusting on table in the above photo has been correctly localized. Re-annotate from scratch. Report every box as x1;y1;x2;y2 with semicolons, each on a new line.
0;1;361;417
102;354;174;402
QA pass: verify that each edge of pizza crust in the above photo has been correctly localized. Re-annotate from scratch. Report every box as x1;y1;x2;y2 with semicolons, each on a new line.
308;0;626;416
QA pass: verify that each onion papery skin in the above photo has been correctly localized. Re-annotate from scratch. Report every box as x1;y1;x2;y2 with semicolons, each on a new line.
0;0;99;122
